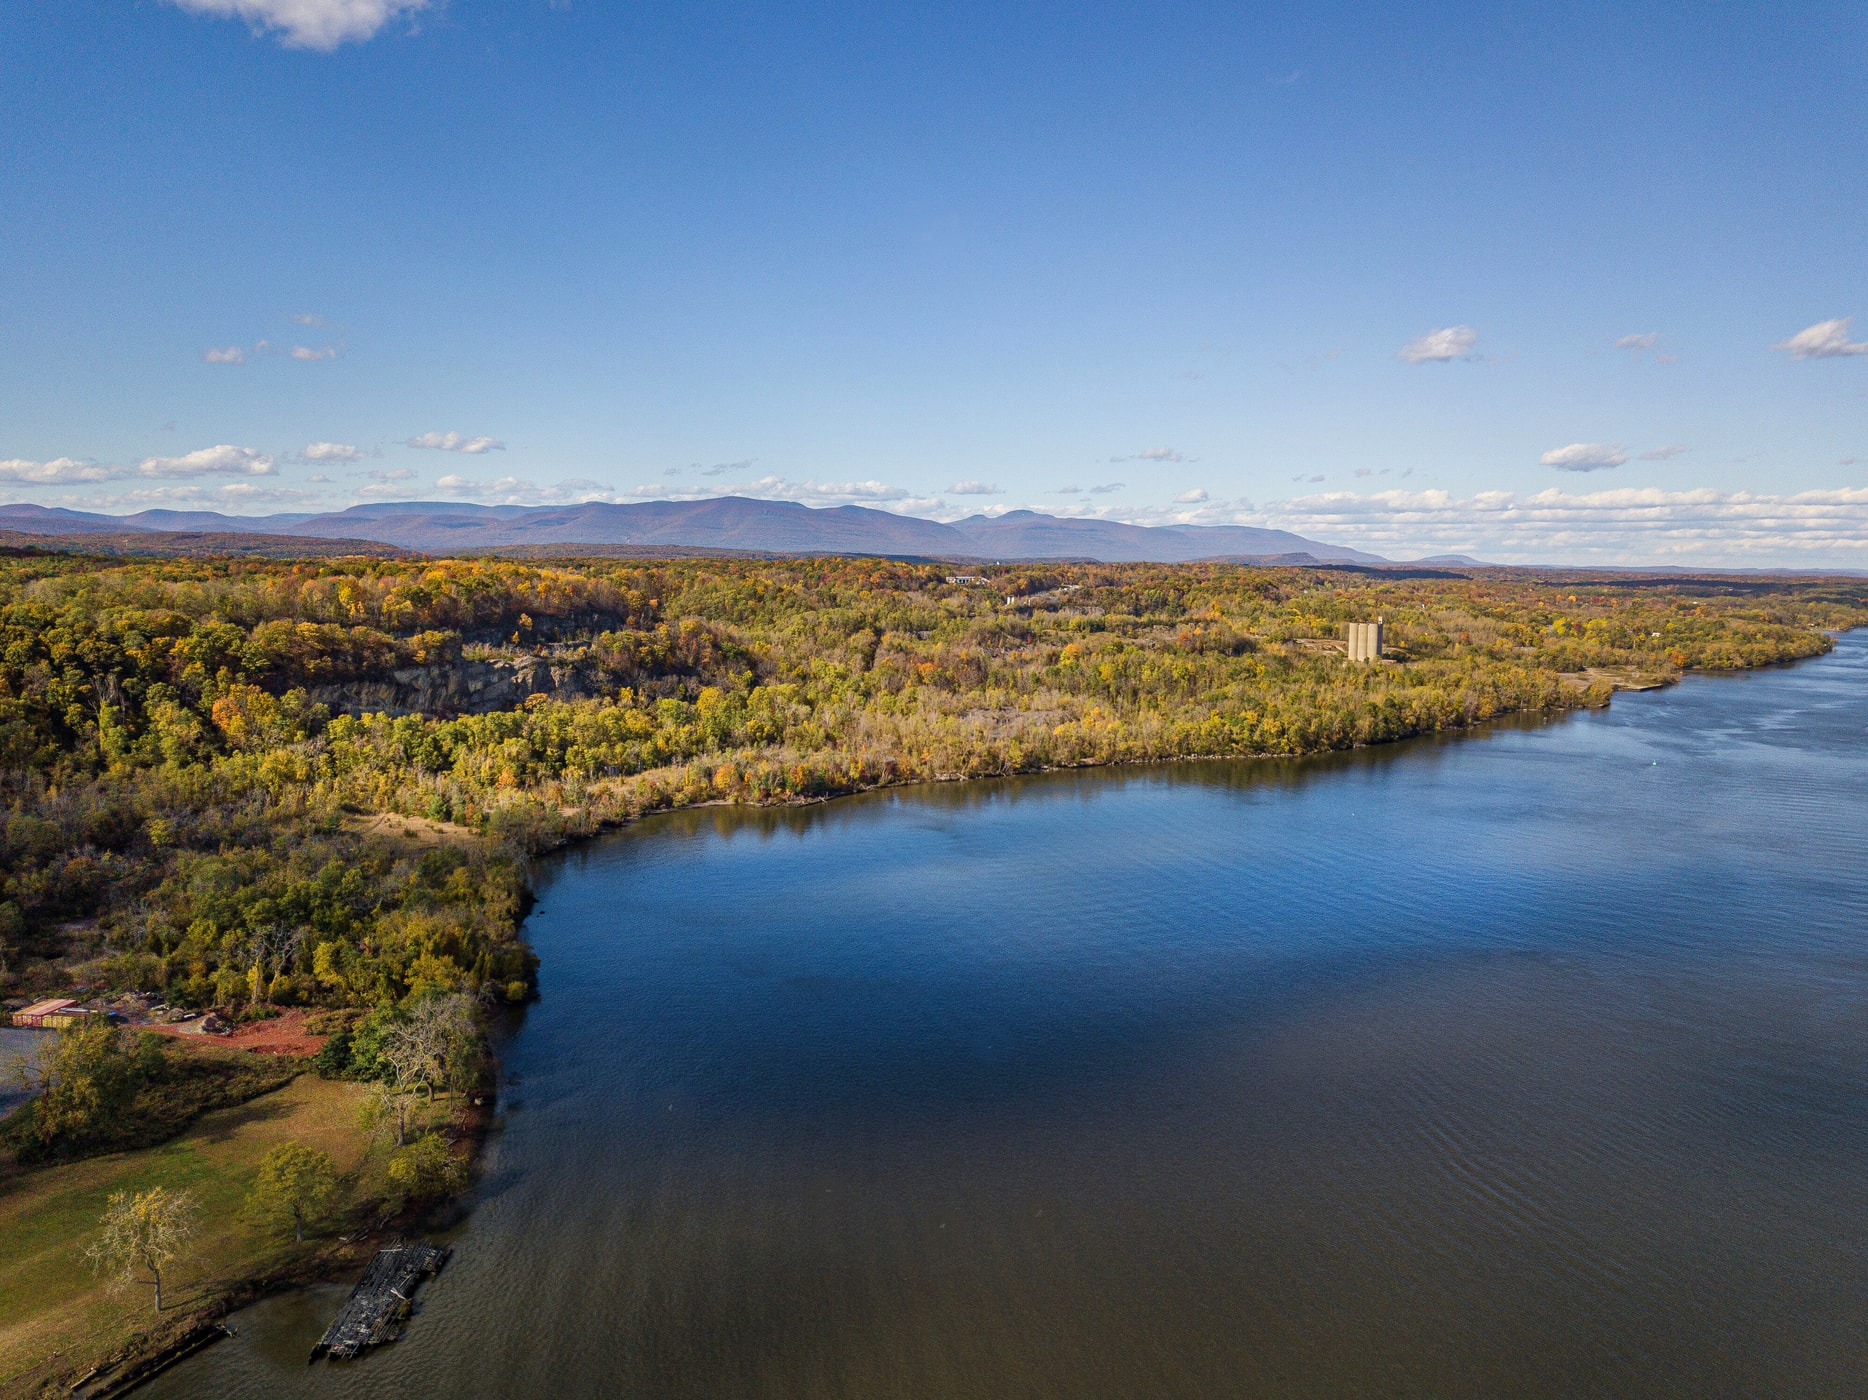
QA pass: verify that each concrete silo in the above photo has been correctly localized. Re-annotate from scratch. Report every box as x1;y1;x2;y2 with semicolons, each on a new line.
1344;619;1385;662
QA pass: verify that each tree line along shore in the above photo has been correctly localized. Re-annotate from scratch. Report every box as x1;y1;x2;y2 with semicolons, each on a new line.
2;549;1865;1395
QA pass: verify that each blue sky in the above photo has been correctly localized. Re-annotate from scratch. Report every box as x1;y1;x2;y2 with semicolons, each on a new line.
2;0;1865;564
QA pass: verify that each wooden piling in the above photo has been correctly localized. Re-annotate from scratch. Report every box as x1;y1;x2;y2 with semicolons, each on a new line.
309;1240;451;1362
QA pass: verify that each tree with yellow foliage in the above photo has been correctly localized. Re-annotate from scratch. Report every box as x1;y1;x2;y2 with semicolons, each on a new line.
84;1187;200;1311
244;1143;339;1242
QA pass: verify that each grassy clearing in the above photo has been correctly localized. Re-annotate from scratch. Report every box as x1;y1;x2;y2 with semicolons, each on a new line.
2;1036;305;1165
0;1073;373;1399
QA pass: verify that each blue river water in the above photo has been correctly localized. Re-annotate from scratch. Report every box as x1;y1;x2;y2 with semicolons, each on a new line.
149;633;1868;1398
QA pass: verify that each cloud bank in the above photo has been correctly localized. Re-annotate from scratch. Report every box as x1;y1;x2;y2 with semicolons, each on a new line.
677;475;945;512
433;475;612;505
1250;485;1868;565
0;457;119;485
1;446;275;484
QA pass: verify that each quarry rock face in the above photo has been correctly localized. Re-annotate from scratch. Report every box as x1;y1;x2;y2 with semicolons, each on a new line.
306;655;603;717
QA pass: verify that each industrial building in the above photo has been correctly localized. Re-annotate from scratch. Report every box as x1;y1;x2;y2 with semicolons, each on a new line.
10;998;87;1029
1345;619;1385;663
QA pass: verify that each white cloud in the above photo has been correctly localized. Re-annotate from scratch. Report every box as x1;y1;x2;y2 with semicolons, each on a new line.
1614;332;1660;351
1540;442;1627;473
353;468;425;499
433;475;618;506
1775;318;1868;360
1639;444;1690;461
769;477;904;502
290;313;327;326
1110;446;1188;463
291;344;338;361
436;474;529;495
1088;482;1126;494
1050;496;1256;528
0;457;119;485
734;475;944;510
137;445;276;478
166;0;428;50
1397;325;1478;363
948;480;1004;496
202;346;247;364
1173;488;1209;504
406;431;505;454
300;441;364;463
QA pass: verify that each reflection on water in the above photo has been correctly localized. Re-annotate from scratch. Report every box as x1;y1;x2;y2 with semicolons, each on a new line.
149;636;1868;1398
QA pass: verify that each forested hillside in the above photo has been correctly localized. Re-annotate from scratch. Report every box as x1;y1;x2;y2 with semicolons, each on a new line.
4;550;1864;1014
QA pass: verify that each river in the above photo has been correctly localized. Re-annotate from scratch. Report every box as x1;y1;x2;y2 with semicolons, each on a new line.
149;633;1868;1398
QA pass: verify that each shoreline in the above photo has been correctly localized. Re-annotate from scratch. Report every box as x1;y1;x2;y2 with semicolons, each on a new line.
508;667;1646;858
18;636;1853;1397
2;1056;492;1400
515;631;1861;860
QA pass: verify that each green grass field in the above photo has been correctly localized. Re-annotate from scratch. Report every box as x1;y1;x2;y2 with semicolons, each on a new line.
0;1073;373;1399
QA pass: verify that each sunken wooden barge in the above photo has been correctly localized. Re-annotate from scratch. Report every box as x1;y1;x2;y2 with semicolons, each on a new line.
310;1239;451;1362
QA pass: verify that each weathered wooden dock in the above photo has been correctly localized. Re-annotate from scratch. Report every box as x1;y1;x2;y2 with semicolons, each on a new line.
310;1240;451;1361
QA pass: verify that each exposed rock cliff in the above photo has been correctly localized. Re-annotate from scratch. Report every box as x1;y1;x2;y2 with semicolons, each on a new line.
306;654;605;717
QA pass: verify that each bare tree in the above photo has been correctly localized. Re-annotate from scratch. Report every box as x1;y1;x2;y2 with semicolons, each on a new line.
246;923;307;1004
361;996;482;1147
382;994;478;1107
84;1187;200;1311
361;1077;416;1147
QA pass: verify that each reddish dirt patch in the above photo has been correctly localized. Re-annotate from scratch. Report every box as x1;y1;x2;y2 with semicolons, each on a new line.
222;1008;328;1055
149;1008;327;1055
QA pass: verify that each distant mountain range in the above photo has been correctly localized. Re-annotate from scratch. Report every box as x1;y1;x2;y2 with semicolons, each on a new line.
0;497;1409;564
